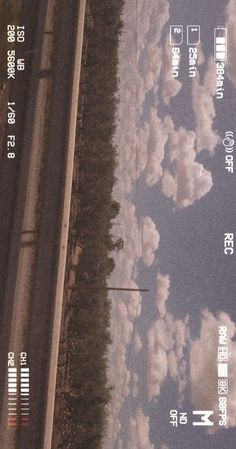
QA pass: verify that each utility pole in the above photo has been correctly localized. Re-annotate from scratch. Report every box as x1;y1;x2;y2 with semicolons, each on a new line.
68;285;149;293
96;287;149;292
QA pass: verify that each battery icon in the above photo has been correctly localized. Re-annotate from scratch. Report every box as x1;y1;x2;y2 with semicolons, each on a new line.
187;25;200;45
214;27;227;61
170;26;183;45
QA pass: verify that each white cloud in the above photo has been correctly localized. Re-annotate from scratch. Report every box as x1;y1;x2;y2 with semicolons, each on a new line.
137;0;170;52
131;372;140;398
105;212;161;447
134;331;143;354
190;309;236;433
161;125;213;208
110;199;141;274
139;43;163;97
111;201;160;271
147;313;189;401
128;406;154;449
192;57;220;153
113;0;172;195
147;339;168;399
197;42;206;66
104;301;133;449
141;216;160;266
105;208;161;445
161;38;183;105
225;0;236;87
106;204;160;447
138;109;170;185
115;0;218;204
156;273;170;318
116;438;123;449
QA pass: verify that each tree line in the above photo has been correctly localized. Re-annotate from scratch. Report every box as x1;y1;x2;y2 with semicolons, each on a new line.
52;1;124;448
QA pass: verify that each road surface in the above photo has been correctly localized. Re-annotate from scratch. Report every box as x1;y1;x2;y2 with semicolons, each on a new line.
0;0;86;447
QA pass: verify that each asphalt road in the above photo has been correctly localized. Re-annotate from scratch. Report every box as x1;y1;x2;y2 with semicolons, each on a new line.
0;0;84;447
0;0;49;426
0;0;49;308
21;2;81;447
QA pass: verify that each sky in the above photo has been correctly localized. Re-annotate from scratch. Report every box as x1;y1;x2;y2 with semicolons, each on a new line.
104;1;236;449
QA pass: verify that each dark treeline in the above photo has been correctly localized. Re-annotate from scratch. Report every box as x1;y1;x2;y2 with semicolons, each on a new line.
53;1;124;448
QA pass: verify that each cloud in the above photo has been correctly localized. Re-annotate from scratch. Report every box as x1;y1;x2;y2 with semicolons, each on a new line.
128;406;154;449
109;201;140;282
104;301;133;449
147;312;189;401
106;204;160;447
161;38;183;105
106;192;162;445
138;43;163;97
156;273;170;318
137;0;170;52
190;309;236;433
119;0;170;110
138;109;170;185
147;339;168;399
113;0;172;194
134;331;143;354
138;36;183;107
225;0;236;87
161;124;213;208
197;42;206;66
131;372;140;398
141;216;160;266
192;57;220;153
111;201;160;271
115;0;218;204
116;438;123;449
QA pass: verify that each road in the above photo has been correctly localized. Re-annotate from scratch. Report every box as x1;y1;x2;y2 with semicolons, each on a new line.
0;0;50;427
0;0;86;448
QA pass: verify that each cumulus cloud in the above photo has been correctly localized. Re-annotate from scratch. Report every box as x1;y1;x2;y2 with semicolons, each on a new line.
161;38;183;105
115;0;218;205
109;204;138;272
134;331;143;354
147;339;168;399
105;203;161;447
190;309;236;432
111;199;159;274
141;216;160;266
104;301;134;449
156;273;170;318
161;124;213;208
225;0;236;87
116;438;123;449
131;372;140;398
105;200;144;447
109;301;134;365
137;0;170;52
138;109;170;185
111;206;160;271
197;42;206;66
138;43;163;97
128;407;154;449
113;0;172;194
147;312;189;401
192;57;220;153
